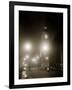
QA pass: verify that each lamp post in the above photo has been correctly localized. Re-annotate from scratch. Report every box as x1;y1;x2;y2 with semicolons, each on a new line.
40;26;49;70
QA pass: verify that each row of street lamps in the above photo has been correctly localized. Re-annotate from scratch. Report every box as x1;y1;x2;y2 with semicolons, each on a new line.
22;26;50;78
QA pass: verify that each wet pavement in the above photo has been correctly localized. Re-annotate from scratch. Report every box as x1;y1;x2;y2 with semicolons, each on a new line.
20;67;63;79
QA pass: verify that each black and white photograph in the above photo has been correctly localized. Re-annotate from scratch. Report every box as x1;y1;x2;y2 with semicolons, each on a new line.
19;11;63;79
9;1;70;88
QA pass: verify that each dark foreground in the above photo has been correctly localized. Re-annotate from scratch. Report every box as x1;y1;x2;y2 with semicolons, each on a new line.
19;66;63;79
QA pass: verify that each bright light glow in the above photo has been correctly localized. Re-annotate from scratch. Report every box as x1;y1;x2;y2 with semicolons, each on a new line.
24;64;28;67
44;34;48;39
24;58;26;61
23;67;27;70
45;57;49;60
40;41;51;53
24;42;32;51
36;56;39;59
25;55;30;59
24;55;30;61
44;26;47;30
22;71;26;75
24;74;27;78
22;71;27;78
47;67;49;71
32;58;37;63
42;43;48;52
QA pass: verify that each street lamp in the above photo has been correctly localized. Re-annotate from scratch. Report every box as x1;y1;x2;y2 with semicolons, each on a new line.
24;42;32;52
32;57;36;62
31;57;38;64
41;42;49;52
24;55;30;61
44;34;48;40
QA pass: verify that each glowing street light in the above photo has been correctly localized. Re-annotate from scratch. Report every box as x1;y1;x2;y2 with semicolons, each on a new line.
24;42;32;52
22;71;27;78
24;58;26;61
23;67;27;70
41;43;48;52
44;26;47;30
44;34;48;39
25;55;30;59
45;56;49;60
36;55;39;59
24;55;30;61
24;64;28;67
32;57;37;63
47;67;49;71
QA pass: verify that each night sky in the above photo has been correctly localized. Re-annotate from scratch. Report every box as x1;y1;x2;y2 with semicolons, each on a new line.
19;11;63;69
